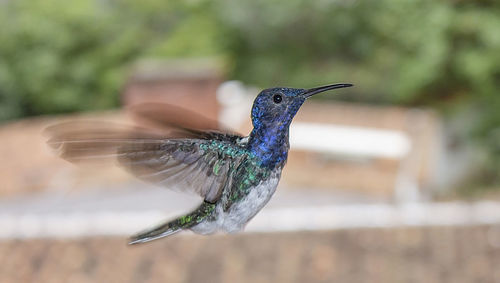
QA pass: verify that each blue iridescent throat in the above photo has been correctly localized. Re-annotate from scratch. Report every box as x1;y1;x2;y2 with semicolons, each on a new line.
247;126;290;169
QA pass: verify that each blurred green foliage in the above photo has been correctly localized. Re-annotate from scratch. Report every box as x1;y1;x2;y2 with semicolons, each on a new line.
217;0;499;104
0;0;218;120
0;0;499;182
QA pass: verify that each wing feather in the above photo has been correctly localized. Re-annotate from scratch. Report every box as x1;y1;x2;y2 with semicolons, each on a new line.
46;121;246;202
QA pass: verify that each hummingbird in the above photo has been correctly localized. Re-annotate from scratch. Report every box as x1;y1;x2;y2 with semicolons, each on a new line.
47;83;352;244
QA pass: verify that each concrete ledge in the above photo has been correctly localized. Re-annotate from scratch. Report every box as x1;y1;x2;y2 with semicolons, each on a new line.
3;194;500;239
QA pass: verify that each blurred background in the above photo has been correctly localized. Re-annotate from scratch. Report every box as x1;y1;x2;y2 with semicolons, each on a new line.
1;0;500;282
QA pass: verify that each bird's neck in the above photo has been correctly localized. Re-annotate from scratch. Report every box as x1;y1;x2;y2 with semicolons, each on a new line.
247;124;290;169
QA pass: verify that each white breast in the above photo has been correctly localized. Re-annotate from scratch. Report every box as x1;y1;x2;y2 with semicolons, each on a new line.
221;170;281;232
190;169;281;235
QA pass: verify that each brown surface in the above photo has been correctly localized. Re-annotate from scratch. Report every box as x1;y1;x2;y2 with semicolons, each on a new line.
122;59;223;126
2;225;500;283
0;113;134;197
283;151;399;196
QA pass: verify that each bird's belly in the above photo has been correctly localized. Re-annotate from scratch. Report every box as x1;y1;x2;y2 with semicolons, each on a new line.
190;171;280;235
221;175;280;232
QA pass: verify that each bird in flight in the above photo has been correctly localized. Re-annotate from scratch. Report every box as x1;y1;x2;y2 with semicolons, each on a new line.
47;83;352;244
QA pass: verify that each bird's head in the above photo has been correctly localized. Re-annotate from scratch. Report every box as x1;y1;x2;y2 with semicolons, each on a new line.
250;83;353;130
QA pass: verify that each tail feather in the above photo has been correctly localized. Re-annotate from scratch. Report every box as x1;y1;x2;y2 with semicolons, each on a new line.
129;222;183;245
128;201;216;245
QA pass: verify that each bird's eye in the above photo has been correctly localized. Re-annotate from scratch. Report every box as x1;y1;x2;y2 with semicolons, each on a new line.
273;94;282;104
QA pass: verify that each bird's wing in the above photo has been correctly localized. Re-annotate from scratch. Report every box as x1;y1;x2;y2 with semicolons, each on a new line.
127;103;242;141
46;121;246;202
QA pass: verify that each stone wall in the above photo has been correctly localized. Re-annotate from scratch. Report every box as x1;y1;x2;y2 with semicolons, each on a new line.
2;225;500;283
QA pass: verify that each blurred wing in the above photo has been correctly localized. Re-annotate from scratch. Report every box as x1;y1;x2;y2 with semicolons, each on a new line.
117;138;245;202
46;121;246;202
128;103;241;137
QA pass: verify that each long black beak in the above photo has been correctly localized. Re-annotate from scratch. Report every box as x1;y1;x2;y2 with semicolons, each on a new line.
303;83;353;98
